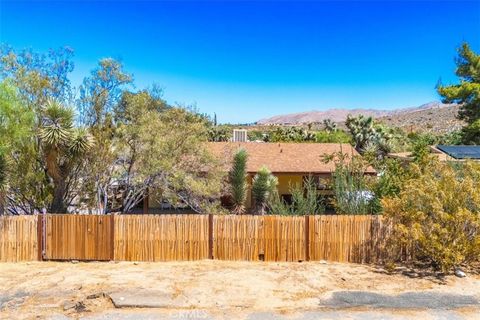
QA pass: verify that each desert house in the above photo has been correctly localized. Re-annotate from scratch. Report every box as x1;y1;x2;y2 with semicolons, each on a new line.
207;141;375;212
139;141;375;214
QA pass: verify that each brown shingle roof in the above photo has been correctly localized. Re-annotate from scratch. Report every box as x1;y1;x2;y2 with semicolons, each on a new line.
208;142;375;174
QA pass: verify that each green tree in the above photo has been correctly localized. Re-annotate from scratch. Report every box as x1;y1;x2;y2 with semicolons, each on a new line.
0;45;75;109
115;100;223;213
251;166;277;215
0;81;36;214
437;43;480;144
78;59;133;213
229;149;248;214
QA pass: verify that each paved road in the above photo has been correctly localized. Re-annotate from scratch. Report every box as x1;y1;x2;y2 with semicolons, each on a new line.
8;290;480;320
47;290;480;320
48;309;479;320
319;291;479;309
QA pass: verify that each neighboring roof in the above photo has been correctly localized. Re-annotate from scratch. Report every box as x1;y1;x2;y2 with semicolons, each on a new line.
388;147;449;162
387;145;480;162
436;145;480;160
207;142;376;174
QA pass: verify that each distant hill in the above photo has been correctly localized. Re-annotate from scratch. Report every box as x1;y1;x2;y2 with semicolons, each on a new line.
256;102;464;133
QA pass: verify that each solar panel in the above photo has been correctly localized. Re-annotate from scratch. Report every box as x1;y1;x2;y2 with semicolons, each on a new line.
436;145;480;160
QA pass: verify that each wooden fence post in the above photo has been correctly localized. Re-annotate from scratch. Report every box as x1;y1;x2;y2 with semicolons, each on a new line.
305;215;310;261
37;215;43;261
208;214;214;259
110;213;115;261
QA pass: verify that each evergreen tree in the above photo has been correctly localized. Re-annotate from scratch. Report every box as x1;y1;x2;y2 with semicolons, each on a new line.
438;43;480;144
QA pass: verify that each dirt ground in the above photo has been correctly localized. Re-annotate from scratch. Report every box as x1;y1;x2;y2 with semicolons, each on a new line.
0;260;479;319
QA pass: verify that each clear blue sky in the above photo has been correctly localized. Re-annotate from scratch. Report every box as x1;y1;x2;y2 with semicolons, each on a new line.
1;1;479;123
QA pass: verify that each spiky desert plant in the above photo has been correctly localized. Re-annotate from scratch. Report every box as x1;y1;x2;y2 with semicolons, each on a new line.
39;99;94;212
323;118;338;132
251;166;277;215
229;149;248;214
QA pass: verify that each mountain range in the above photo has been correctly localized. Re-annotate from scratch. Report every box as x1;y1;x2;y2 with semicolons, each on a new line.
256;102;464;133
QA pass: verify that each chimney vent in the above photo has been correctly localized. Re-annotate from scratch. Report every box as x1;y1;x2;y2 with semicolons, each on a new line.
232;129;248;142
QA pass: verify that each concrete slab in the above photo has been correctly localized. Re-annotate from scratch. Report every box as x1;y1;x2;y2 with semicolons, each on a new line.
108;290;189;309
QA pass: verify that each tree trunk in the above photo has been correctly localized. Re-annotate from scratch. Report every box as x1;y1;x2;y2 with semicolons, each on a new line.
0;190;5;215
50;180;68;213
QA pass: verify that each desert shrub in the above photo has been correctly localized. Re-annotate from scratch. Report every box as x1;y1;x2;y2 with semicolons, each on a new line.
268;176;325;215
382;159;480;272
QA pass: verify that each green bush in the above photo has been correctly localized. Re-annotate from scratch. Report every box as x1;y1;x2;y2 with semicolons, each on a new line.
315;130;352;143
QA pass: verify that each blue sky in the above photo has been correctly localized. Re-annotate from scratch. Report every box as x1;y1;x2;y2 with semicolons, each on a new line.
1;1;479;123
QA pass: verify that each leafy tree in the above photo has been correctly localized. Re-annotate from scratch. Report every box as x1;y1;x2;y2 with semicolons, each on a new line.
229;149;248;214
78;58;132;127
0;45;75;108
437;43;480;144
78;59;133;213
0;81;36;214
114;100;223;213
251;166;277;215
383;159;480;272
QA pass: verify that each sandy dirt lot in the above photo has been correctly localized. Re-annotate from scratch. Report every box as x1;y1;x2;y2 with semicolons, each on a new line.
0;261;479;319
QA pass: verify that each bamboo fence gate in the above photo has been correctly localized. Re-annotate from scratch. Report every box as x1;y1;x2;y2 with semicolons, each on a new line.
0;214;388;263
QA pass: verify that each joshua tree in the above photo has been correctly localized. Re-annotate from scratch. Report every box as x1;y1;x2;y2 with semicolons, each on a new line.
229;149;248;214
251;166;277;215
323;119;337;132
345;115;375;152
39;99;93;212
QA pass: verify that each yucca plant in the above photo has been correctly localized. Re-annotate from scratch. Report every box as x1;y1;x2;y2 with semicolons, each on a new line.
229;149;248;214
39;99;93;212
251;166;277;215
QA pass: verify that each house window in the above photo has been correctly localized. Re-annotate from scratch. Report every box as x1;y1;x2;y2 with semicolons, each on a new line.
281;194;293;205
305;176;330;190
